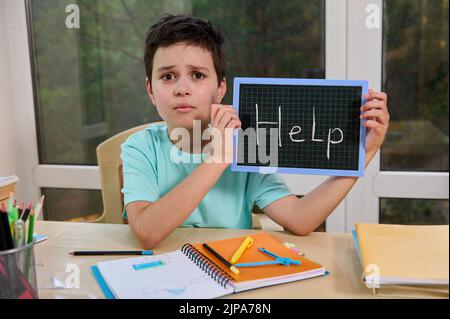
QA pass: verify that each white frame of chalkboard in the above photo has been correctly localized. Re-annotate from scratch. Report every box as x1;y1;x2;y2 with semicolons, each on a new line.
231;77;368;177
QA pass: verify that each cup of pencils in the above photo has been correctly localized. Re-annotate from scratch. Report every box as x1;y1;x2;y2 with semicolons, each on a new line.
0;193;44;299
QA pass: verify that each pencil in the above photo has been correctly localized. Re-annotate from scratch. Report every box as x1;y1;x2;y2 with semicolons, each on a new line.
0;203;9;250
21;203;32;222
18;202;24;219
69;250;153;256
202;243;240;275
0;207;14;250
27;209;35;244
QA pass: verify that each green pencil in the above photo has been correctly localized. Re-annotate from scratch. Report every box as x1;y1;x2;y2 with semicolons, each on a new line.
8;206;18;227
27;210;35;244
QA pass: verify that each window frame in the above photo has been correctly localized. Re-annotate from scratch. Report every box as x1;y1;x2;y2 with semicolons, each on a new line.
4;0;448;227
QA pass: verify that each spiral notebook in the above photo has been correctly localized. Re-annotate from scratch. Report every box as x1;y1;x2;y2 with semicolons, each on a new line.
92;232;327;299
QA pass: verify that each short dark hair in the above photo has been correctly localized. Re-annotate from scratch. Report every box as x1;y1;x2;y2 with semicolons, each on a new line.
144;14;225;86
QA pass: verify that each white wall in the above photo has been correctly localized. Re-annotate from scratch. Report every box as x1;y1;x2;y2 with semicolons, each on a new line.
0;0;40;204
0;0;18;176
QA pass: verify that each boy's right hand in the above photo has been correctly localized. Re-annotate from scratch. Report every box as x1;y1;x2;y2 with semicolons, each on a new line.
208;104;241;164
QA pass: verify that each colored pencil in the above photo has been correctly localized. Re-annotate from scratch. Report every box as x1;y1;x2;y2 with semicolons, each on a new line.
27;209;35;244
69;250;153;256
18;202;24;219
202;243;240;275
0;204;8;250
0;208;14;250
21;203;32;222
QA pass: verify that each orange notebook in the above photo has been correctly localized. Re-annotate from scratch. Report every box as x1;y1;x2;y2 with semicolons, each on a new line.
191;232;327;292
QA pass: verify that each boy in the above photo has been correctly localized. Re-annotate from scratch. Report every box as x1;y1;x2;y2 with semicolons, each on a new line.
121;15;390;249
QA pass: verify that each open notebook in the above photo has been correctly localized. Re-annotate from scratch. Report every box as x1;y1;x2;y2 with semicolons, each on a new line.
91;232;327;299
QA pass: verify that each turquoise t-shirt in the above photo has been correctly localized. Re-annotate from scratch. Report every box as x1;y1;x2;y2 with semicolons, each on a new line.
120;124;293;229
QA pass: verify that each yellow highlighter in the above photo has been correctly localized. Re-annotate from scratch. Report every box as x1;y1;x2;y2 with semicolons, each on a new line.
231;236;254;264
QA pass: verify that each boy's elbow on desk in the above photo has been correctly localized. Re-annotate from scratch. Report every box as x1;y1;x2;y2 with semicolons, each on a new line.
131;224;163;249
140;240;158;250
285;223;313;237
136;233;161;250
129;221;161;250
292;228;313;237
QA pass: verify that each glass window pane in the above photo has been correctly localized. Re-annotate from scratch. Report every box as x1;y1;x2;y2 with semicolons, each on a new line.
29;0;325;165
380;198;449;225
42;188;103;221
382;0;449;171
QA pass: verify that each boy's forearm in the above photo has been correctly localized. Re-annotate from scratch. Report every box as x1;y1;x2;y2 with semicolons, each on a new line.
290;150;377;234
133;160;229;248
292;175;358;234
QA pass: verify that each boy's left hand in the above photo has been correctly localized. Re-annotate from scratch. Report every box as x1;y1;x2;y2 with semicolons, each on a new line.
360;89;390;158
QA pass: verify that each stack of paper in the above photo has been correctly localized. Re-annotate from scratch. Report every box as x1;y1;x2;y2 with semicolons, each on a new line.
0;175;18;203
353;223;449;298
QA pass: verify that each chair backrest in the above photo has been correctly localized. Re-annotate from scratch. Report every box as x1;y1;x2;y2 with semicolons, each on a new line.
95;121;165;224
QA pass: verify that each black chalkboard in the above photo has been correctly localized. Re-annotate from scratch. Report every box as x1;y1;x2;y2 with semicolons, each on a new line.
232;78;367;177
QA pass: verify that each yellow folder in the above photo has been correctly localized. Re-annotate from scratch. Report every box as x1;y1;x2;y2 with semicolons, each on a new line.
355;223;449;286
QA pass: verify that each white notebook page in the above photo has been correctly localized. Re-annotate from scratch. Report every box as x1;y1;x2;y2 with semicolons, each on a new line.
96;250;234;299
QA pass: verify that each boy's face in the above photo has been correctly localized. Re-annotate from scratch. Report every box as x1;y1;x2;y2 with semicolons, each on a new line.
147;42;226;131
